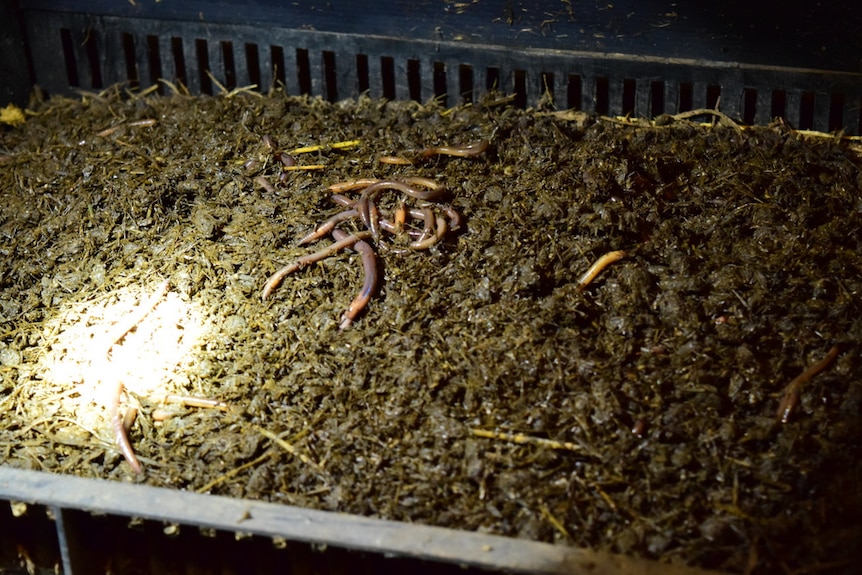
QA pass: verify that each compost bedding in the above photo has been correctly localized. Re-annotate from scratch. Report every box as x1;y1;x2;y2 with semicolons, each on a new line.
1;88;861;574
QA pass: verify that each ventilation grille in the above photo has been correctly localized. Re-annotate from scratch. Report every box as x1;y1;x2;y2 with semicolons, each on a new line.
21;8;862;135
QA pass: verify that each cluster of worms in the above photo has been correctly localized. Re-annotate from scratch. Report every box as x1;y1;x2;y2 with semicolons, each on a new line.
256;138;489;329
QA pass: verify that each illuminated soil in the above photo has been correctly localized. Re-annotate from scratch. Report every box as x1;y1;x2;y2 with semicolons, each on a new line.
1;89;861;573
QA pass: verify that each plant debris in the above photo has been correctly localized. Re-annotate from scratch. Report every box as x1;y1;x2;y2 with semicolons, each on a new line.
1;86;860;573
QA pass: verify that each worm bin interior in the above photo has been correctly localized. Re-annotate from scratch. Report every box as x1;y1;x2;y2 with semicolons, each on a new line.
1;1;861;574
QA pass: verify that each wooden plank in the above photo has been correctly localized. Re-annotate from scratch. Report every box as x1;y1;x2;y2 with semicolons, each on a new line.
0;467;721;575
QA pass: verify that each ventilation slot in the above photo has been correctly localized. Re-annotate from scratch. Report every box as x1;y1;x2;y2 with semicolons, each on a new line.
622;78;635;116
650;81;664;116
323;51;337;101
595;76;609;115
142;35;160;92
356;54;369;94
220;41;236;90
406;59;421;101
244;43;261;89
539;72;554;106
170;38;187;88
567;74;582;110
433;61;447;106
459;64;474;104
381;56;395;100
513;69;526;109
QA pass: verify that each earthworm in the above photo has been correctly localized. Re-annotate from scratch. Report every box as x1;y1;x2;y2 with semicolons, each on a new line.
360;179;448;202
329;178;380;193
262;231;373;299
353;195;372;231
379;155;413;165
330;194;356;208
377;218;424;238
330;190;458;244
105;279;170;474
122;406;138;432
128;119;158;128
442;206;462;231
393;203;406;233
109;387;140;474
401;176;445;192
577;250;627;291
278;152;296;167
419;140;489;158
332;229;378;330
162;394;229;411
415;207;436;244
96;119;157;138
410;216;448;250
329;178;446;201
262;134;277;149
253;175;277;194
777;345;840;423
368;199;381;240
298;209;358;245
332;194;403;238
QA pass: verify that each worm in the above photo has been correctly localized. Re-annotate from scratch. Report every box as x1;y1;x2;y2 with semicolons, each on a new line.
329;178;446;202
109;387;141;474
379;155;413;165
777;345;840;423
401;176;445;192
298;209;358;245
442;206;462;231
262;134;277;149
353;195;372;232
163;394;229;411
329;178;380;193
410;216;448;250
414;207;436;245
393;203;407;233
577;250;627;291
105;279;170;474
128;119;158;128
360;179;448;202
419;140;489;158
278;152;296;167
368;199;381;240
262;231;373;299
332;229;378;330
253;175;277;194
330;195;454;242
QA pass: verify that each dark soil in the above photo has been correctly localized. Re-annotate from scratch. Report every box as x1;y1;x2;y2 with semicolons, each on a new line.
1;88;861;574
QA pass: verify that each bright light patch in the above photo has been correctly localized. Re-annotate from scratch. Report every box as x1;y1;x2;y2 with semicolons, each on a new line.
38;282;210;435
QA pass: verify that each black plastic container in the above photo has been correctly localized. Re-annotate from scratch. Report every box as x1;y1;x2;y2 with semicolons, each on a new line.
4;0;862;133
1;2;860;573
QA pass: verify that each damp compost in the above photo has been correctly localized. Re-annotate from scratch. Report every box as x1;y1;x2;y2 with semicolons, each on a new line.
1;87;861;574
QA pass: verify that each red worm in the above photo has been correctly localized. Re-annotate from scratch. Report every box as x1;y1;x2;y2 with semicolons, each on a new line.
298;209;358;245
419;140;489;158
105;279;170;474
262;231;373;299
328;178;380;193
110;381;141;474
253;175;277;194
332;229;378;329
577;250;627;290
777;345;840;423
360;179;448;202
